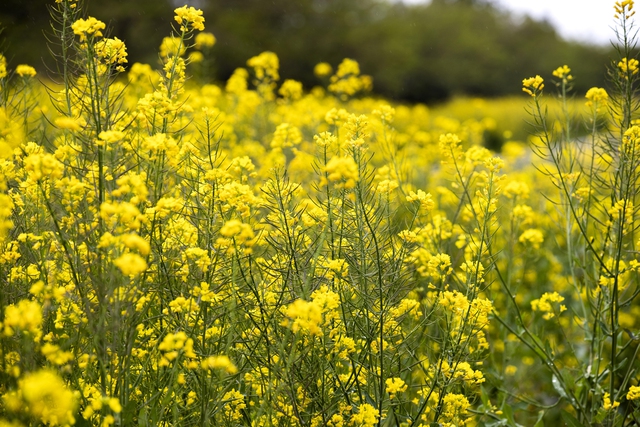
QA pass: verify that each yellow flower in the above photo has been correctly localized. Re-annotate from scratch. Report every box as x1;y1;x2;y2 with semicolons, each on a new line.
271;123;302;149
531;292;566;320
119;233;151;256
385;377;407;399
113;253;148;277
518;228;544;249
15;369;78;426
328;58;370;99
522;75;544;96
0;54;7;79
615;0;635;19
406;189;434;211
219;219;255;245
314;62;332;78
350;403;379;427
314;131;337;148
1;299;42;337
247;51;280;81
222;389;246;420
585;87;608;108
95;37;128;71
71;17;106;42
15;64;36;77
321;156;359;189
603;392;620;410
23;153;64;182
174;5;205;32
54;116;83;131
552;65;572;82
195;32;216;49
618;57;639;77
201;355;237;374
627;385;640;401
439;133;462;159
159;36;186;58
278;79;303;101
284;299;323;336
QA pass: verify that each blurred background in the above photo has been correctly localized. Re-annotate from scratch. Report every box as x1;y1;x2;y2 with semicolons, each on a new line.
0;0;619;103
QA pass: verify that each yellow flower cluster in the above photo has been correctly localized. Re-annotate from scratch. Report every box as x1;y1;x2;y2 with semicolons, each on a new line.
552;64;572;82
627;385;640;401
522;75;544;96
4;2;640;426
1;299;42;337
385;377;407;399
322;156;359;189
2;369;78;426
314;62;333;78
71;17;106;42
174;5;205;32
0;54;6;79
603;392;620;411
329;58;372;100
350;403;379;427
531;291;566;320
585;87;608;108
15;65;36;77
615;0;635;19
195;31;216;49
618;57;639;77
94;37;128;72
283;285;340;336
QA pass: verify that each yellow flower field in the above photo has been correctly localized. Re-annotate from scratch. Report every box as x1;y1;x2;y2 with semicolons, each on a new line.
0;0;639;426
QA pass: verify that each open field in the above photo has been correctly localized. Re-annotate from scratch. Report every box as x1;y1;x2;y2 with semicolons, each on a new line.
0;1;639;426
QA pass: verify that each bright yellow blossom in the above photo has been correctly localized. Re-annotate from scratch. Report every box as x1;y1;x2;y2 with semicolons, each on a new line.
522;75;544;96
71;17;106;42
15;65;36;77
627;385;640;401
174;6;205;32
195;32;216;49
321;156;359;189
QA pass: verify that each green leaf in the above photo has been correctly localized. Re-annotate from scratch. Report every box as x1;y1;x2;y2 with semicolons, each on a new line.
533;410;545;427
561;410;585;427
138;407;149;427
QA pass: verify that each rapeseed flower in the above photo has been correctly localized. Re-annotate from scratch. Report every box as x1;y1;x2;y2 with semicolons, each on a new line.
603;392;620;410
627;385;640;401
159;36;186;58
174;6;205;32
247;51;280;82
314;62;332;78
350;403;378;427
0;54;7;79
195;32;216;49
322;156;359;189
552;65;572;83
1;299;42;337
71;17;106;42
531;292;566;320
518;228;544;249
522;75;544;96
615;0;635;19
95;37;128;72
385;377;407;399
113;253;147;276
4;369;78;426
15;65;36;77
618;57;639;77
585;87;608;109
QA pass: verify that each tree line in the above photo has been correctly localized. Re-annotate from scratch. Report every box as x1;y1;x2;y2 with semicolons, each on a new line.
0;0;616;102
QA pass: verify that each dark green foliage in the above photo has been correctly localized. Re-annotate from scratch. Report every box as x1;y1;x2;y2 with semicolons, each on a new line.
0;0;615;102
